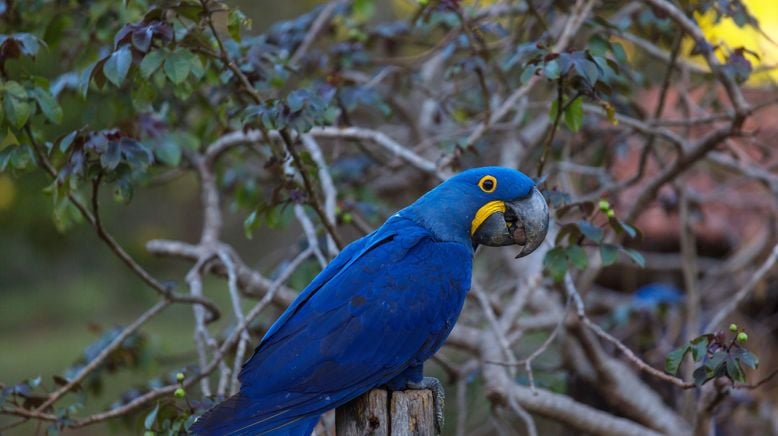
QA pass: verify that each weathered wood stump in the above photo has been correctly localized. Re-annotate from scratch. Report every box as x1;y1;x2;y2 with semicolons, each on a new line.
335;389;437;435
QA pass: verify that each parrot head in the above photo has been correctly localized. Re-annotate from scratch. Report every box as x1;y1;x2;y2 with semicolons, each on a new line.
401;166;549;257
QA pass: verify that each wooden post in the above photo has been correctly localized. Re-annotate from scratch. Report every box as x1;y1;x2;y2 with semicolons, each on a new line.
335;389;437;436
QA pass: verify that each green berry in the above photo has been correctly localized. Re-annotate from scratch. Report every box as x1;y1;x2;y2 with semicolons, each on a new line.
607;209;615;218
176;372;185;382
174;387;186;398
729;323;738;332
598;199;610;212
737;332;748;344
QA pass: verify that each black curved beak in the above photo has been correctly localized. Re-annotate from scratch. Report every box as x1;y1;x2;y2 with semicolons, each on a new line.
471;188;549;257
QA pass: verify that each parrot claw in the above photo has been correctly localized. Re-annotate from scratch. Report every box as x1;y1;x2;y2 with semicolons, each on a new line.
406;376;445;433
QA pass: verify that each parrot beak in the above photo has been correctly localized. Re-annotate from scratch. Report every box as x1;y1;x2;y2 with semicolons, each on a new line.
471;188;549;257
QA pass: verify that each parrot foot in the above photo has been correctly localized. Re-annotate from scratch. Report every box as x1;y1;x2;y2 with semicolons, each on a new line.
406;376;445;433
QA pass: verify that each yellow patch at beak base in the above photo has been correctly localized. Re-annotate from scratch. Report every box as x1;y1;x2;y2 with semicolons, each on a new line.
470;201;506;235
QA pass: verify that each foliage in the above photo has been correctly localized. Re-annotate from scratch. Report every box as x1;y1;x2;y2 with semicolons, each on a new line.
665;326;759;386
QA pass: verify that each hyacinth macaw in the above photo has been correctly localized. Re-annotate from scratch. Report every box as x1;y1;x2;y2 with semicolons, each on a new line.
192;166;549;435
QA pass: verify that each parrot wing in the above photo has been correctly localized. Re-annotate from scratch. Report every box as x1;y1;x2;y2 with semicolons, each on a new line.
194;216;471;434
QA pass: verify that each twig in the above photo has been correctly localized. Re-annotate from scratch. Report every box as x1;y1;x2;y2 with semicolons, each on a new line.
289;1;342;65
459;0;596;154
294;204;329;268
34;299;170;412
704;244;778;332
203;127;443;180
279;128;344;249
563;274;694;388
301;134;340;258
200;0;262;104
146;239;299;307
309;126;443;179
736;368;778;390
216;248;251;396
25;137;221;321
642;0;750;116
472;283;519;371
521;297;569;394
186;257;219;397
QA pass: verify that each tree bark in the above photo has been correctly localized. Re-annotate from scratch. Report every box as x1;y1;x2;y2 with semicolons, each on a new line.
335;389;437;436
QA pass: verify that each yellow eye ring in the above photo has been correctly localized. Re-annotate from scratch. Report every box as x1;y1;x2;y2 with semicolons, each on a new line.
478;175;497;193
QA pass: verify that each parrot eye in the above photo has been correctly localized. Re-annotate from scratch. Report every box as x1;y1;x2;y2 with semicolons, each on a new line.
478;175;497;193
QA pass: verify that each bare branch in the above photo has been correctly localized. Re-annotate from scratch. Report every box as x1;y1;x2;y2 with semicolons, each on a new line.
301;134;340;258
704;244;778;332
217;249;251;396
289;1;343;65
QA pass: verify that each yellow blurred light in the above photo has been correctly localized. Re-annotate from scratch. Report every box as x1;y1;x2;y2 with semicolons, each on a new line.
696;0;778;86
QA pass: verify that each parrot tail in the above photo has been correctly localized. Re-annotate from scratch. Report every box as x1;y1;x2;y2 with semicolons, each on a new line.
190;394;320;436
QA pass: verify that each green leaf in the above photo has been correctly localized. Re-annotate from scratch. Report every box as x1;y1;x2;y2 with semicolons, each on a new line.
611;42;628;64
588;34;609;56
30;87;63;124
692;366;709;387
737;350;759;369
520;66;536;84
101;141;121;170
3;81;33;129
104;45;133;87
566;245;588;270
144;403;159;430
189;55;206;80
665;344;689;375
287;89;307;112
155;139;181;166
576;220;603;242
228;9;250;41
1;129;20;149
543;246;567;281
600;243;618;266
624;222;640;239
573;58;600;86
622;248;645;267
726;357;746;383
164;48;192;84
705;350;728;372
14;33;43;57
25;375;42;389
543;59;560;80
58;131;78;153
140;49;165;79
244;210;258;239
114;175;133;203
563;96;583;132
78;61;98;98
0;145;20;172
690;336;708;362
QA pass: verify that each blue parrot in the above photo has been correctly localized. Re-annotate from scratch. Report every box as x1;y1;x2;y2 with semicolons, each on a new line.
191;166;549;435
